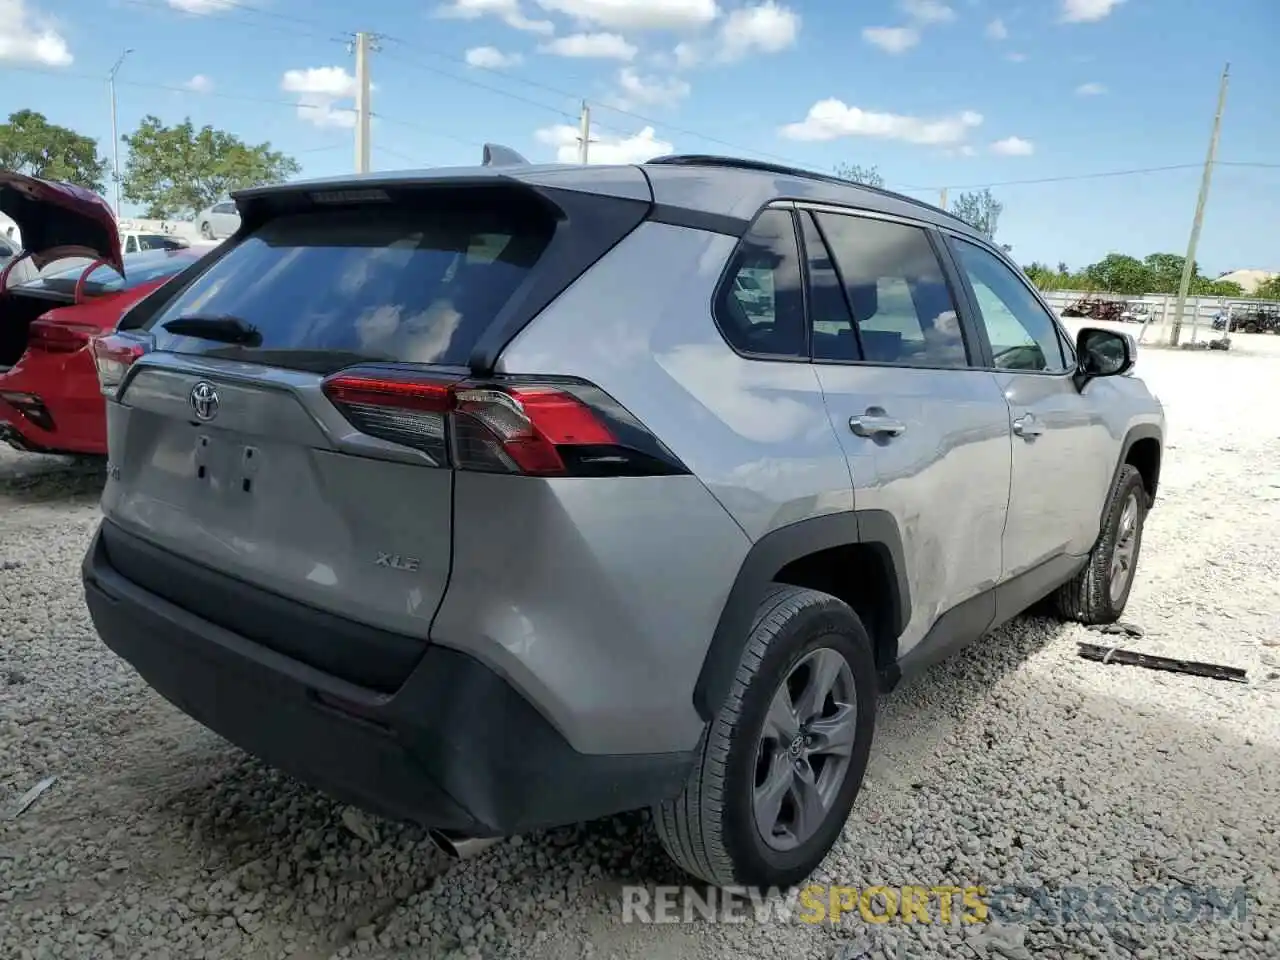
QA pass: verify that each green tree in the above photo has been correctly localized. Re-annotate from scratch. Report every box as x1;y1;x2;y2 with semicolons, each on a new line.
834;162;885;188
1056;261;1069;275
1141;253;1191;293
0;110;110;192
122;116;301;219
1253;275;1280;300
1082;253;1151;294
951;188;1003;239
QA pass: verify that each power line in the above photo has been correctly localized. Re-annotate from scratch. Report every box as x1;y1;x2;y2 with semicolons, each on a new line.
928;160;1280;192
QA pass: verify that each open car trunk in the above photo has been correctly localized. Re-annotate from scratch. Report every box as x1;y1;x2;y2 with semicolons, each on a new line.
0;172;122;275
0;288;68;369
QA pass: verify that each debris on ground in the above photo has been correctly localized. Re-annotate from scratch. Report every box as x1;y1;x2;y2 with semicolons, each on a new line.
4;776;56;820
1078;642;1247;682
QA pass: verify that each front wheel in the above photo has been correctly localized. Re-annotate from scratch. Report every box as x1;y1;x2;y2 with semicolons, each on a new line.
199;221;214;240
653;585;877;888
1052;465;1148;624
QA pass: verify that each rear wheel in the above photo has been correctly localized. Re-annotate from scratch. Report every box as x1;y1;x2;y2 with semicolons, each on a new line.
200;221;214;240
1053;464;1147;624
653;584;876;888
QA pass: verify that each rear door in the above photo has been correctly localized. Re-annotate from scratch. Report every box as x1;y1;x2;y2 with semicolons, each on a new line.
943;235;1112;574
799;207;1013;646
101;185;569;646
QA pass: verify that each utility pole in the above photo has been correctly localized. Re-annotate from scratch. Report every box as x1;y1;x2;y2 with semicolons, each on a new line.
107;48;133;218
350;32;379;173
1169;63;1230;347
577;101;591;164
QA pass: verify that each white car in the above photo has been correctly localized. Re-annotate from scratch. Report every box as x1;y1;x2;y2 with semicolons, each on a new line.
195;200;241;241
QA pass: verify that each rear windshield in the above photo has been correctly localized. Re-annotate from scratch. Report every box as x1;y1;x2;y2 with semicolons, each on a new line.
144;193;555;371
19;250;197;298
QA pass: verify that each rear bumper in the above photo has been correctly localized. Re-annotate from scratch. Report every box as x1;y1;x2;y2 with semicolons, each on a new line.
82;524;694;835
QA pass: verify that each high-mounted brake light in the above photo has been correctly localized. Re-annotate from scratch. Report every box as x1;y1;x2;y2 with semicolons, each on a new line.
320;371;687;478
29;319;101;354
91;332;152;397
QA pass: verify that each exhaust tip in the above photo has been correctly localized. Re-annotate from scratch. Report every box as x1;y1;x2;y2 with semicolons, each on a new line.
427;830;503;860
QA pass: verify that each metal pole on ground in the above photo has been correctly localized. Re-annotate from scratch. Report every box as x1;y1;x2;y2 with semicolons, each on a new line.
1169;63;1230;347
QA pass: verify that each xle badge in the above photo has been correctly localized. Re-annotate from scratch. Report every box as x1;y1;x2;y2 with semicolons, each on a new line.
376;553;420;572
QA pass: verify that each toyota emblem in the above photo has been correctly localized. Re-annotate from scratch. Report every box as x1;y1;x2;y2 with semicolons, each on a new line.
189;381;220;421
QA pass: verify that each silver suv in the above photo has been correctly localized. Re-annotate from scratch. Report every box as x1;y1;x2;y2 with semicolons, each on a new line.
83;151;1164;889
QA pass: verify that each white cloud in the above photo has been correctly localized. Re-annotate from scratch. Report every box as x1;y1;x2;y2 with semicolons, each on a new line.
1075;81;1106;95
985;17;1007;40
0;0;73;66
991;135;1034;156
536;123;673;164
781;99;982;145
167;0;236;12
672;41;700;67
1060;0;1124;23
436;0;553;35
716;1;800;62
540;32;637;59
465;45;523;68
184;74;213;93
1006;51;1027;62
862;26;920;54
960;145;977;157
534;0;720;31
281;66;359;129
615;67;691;107
900;0;955;24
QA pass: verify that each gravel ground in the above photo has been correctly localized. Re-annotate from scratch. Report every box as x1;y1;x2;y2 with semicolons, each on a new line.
3;341;1279;960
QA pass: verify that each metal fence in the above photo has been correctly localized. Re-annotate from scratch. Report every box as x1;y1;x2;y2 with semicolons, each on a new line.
1041;290;1280;343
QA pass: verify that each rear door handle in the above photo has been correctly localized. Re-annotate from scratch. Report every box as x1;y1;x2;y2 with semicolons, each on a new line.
849;414;907;438
1012;415;1044;439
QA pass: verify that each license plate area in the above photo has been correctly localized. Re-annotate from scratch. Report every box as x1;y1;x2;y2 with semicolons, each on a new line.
194;431;264;499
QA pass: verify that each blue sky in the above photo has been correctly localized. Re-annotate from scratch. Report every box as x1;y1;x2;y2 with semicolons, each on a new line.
5;0;1278;273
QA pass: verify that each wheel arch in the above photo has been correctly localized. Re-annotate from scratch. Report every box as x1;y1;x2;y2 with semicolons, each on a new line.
693;509;910;722
1108;423;1162;523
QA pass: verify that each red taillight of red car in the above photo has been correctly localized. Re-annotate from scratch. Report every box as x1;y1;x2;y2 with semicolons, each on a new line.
91;333;152;397
320;370;686;478
28;319;103;354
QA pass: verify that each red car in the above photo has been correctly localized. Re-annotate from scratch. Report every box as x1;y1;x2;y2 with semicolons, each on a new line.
1;171;202;455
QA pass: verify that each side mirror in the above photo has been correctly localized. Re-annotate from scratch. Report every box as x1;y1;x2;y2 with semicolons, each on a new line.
1074;326;1135;390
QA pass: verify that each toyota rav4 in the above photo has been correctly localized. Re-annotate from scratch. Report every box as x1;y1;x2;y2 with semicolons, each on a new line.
82;150;1164;888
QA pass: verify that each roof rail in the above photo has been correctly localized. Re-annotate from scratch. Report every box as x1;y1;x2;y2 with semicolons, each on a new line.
645;153;953;222
482;143;529;167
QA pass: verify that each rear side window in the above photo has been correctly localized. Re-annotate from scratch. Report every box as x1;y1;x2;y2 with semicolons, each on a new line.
814;212;969;368
714;209;806;359
145;192;555;370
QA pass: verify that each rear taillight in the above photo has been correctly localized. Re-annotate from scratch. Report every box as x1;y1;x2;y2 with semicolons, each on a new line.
28;319;100;354
91;333;152;397
321;370;687;478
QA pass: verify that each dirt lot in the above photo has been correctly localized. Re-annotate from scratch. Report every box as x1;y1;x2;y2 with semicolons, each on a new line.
2;337;1278;960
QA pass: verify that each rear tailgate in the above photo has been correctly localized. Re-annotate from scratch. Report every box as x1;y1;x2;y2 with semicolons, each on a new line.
99;174;653;690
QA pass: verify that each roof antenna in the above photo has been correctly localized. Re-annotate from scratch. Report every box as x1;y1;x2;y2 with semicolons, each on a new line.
482;143;529;167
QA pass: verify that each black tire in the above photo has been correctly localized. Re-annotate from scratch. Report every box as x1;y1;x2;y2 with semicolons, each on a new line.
200;221;214;240
653;584;877;888
1052;464;1148;624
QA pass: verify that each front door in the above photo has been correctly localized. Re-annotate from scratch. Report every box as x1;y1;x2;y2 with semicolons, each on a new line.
799;207;1013;653
944;235;1113;579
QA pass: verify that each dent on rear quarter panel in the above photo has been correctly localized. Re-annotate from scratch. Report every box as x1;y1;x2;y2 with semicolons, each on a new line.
431;472;750;756
497;221;855;543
